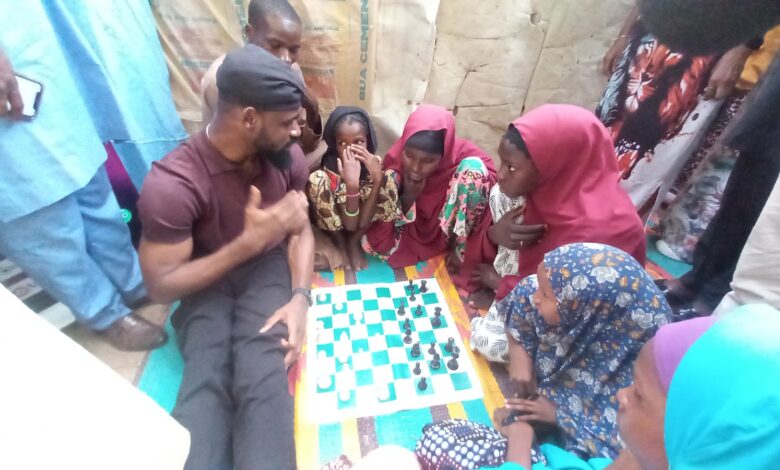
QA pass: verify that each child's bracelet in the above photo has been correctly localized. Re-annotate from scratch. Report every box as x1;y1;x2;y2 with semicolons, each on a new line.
344;207;360;217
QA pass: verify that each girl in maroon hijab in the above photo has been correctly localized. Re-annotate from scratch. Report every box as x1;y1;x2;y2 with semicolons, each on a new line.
363;105;497;292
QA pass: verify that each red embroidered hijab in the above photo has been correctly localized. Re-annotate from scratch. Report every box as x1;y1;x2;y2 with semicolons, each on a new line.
368;104;497;292
496;105;646;299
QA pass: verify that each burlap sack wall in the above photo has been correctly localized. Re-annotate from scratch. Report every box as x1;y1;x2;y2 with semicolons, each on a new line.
154;0;632;156
152;0;378;135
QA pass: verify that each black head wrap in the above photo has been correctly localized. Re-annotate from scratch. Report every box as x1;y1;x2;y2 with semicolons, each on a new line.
321;106;376;180
638;0;780;55
405;130;445;155
217;44;304;110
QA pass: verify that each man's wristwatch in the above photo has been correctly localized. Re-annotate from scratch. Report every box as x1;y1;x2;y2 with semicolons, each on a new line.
292;287;312;306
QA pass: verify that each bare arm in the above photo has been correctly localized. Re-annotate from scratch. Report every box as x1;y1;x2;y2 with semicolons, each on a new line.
617;5;639;38
357;173;384;229
338;146;363;232
260;219;315;367
288;223;314;291
140;234;255;304
140;187;308;303
493;412;534;470
602;5;640;75
351;146;386;230
507;334;537;398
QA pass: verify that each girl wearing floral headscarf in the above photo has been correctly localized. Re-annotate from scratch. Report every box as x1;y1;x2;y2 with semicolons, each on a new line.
498;243;670;461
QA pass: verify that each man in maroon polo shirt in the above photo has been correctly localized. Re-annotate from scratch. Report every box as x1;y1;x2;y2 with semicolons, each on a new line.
137;45;313;470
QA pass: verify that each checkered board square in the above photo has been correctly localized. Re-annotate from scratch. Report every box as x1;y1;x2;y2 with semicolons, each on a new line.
306;278;484;424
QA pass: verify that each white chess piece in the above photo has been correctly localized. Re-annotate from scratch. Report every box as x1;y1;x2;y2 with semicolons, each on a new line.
338;389;351;402
376;383;390;402
335;331;350;364
318;374;332;390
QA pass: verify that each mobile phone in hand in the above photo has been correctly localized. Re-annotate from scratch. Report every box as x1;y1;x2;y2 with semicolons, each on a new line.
11;74;43;120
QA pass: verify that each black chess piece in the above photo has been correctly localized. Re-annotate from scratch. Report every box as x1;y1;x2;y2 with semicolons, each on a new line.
432;352;440;362
431;315;441;328
418;377;428;390
403;318;411;330
447;355;459;371
430;357;441;370
434;306;442;315
420;280;428;293
445;337;455;353
409;291;416;302
398;304;405;316
413;361;421;375
415;305;423;317
408;279;414;290
411;342;421;358
403;329;413;344
428;341;437;355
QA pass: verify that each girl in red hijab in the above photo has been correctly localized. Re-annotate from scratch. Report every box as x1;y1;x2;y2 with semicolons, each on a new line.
363;105;497;292
471;105;646;362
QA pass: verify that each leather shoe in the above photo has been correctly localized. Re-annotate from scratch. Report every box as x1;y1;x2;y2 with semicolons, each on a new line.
654;279;695;309
671;304;701;322
98;313;168;351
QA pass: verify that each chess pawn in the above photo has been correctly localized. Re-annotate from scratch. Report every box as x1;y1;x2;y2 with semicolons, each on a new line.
445;337;455;353
420;280;428;293
415;305;423;317
447;356;459;371
447;350;460;370
413;361;421;375
418;377;428;390
428;342;437;355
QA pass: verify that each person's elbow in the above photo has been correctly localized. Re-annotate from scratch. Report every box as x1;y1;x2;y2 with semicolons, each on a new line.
145;279;179;305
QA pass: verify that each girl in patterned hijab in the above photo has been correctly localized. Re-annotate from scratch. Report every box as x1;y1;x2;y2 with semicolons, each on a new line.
497;243;670;460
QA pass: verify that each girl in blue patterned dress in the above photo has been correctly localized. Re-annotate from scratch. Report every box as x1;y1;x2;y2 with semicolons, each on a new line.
497;243;671;461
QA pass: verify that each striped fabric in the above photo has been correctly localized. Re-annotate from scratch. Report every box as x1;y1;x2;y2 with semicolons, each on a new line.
0;257;74;328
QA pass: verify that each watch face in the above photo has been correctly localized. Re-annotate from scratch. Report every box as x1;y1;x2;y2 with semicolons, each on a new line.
294;288;312;306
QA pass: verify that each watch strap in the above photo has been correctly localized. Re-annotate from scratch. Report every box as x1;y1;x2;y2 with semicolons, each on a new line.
292;287;312;306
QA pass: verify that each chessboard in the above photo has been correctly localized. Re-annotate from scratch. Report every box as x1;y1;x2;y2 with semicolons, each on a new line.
305;278;484;424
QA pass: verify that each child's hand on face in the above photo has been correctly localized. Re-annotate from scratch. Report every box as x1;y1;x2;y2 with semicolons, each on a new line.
349;145;383;182
337;146;362;193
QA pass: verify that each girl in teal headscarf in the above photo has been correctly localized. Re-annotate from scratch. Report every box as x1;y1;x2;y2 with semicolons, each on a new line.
617;304;780;469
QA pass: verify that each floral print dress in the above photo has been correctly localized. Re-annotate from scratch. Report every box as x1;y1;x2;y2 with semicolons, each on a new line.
596;25;716;210
499;243;671;460
362;156;491;263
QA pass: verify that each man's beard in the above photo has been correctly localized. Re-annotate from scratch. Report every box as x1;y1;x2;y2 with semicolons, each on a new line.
242;139;297;177
265;143;293;170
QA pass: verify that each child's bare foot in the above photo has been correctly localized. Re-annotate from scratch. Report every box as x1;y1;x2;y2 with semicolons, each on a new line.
347;235;368;271
333;231;353;271
468;288;496;309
